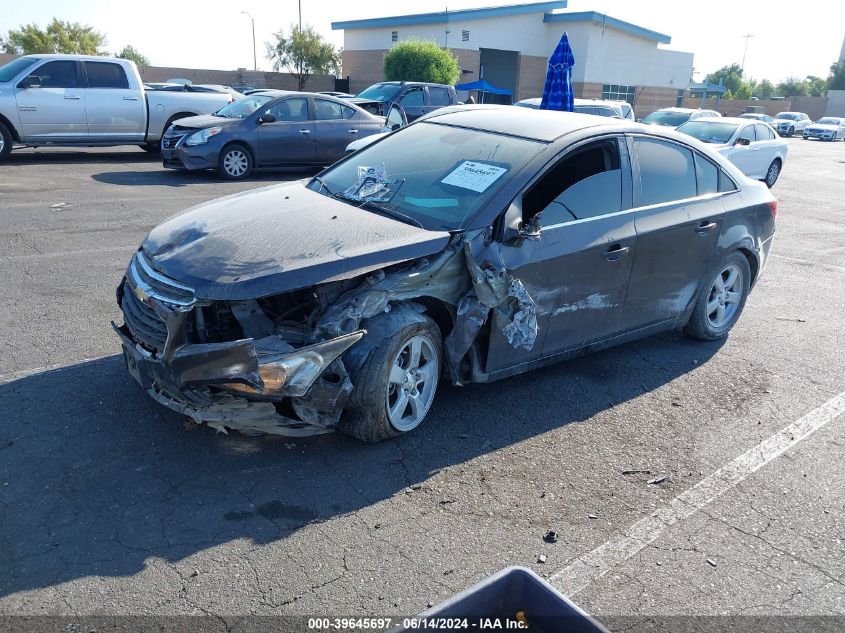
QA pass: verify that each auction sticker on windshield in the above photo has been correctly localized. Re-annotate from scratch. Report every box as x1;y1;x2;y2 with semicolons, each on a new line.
441;161;507;193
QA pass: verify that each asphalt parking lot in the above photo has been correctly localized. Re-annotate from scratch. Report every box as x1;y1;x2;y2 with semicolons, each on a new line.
1;138;843;630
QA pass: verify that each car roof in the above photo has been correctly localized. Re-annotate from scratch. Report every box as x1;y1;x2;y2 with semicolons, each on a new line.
421;104;646;142
684;117;756;125
653;107;718;114
517;97;619;108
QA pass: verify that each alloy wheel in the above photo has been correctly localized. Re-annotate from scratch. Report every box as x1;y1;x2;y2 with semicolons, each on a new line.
766;161;780;187
223;150;249;177
385;334;439;432
0;136;4;154
706;264;743;329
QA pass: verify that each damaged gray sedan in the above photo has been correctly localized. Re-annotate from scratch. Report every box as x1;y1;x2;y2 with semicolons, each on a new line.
115;106;776;441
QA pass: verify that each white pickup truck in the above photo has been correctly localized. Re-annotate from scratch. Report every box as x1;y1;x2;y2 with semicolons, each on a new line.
0;54;234;161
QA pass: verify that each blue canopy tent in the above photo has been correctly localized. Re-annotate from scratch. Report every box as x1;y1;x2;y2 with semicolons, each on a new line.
454;79;512;104
540;32;575;111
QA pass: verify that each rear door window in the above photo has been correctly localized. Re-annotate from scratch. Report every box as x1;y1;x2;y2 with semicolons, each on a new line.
694;153;719;195
84;61;129;89
428;87;451;106
634;138;697;206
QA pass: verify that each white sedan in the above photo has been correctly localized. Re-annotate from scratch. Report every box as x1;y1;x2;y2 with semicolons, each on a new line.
802;117;845;141
676;117;787;188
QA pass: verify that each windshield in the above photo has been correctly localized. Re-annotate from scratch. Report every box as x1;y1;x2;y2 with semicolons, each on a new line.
642;111;691;127
356;84;402;102
214;95;272;118
816;118;840;125
677;121;739;144
309;122;543;231
0;56;39;82
775;113;799;120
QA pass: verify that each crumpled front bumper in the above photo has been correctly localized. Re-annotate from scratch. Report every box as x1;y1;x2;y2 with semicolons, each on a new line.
114;323;365;436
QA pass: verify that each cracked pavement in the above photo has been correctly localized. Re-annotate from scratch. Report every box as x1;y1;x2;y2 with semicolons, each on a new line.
0;140;843;629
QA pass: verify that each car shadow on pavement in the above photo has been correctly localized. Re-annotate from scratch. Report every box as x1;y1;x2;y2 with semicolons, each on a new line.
7;149;161;165
91;168;321;188
0;332;723;598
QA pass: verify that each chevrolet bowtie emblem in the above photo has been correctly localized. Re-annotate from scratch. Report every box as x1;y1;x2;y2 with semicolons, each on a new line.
132;284;149;302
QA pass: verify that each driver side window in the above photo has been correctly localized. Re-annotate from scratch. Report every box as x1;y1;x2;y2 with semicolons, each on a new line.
265;97;309;122
523;139;623;228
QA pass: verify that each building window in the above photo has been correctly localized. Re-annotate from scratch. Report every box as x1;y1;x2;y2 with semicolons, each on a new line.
602;84;636;104
461;30;470;42
391;31;398;42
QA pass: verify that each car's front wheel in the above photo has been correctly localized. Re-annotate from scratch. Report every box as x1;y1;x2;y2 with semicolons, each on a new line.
218;144;253;180
763;159;781;188
684;252;751;341
787;126;794;137
0;122;13;162
340;314;442;442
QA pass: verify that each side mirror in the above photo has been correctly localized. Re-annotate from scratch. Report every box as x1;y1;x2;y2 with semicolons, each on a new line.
258;113;276;124
734;137;751;146
502;200;542;244
385;103;407;131
18;75;42;89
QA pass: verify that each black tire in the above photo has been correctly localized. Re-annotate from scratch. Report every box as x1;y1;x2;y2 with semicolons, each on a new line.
218;143;253;180
787;126;794;137
0;122;13;162
830;133;837;142
684;251;752;341
763;158;781;188
339;315;442;443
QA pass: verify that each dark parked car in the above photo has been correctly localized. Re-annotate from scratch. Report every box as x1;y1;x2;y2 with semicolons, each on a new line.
116;107;776;442
351;81;459;120
161;92;386;179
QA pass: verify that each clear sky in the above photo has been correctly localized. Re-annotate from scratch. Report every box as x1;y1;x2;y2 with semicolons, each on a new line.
1;0;842;84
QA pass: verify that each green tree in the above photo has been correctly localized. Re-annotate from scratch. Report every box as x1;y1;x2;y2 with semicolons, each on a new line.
1;18;106;55
777;76;808;97
722;89;734;99
265;24;340;91
755;79;775;99
116;45;149;66
383;39;460;85
735;84;752;100
805;75;828;97
827;61;845;90
705;63;744;94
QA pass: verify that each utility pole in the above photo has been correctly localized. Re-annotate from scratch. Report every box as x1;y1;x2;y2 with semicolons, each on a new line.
740;34;755;75
241;11;256;71
298;0;302;32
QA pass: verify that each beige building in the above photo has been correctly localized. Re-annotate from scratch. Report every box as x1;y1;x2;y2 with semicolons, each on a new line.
332;1;694;116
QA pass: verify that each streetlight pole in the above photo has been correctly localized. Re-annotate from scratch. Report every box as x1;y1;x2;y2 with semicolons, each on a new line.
740;33;755;75
241;11;257;71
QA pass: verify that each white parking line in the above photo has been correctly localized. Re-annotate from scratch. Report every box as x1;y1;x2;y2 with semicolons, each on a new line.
0;354;117;385
770;253;845;273
549;391;845;597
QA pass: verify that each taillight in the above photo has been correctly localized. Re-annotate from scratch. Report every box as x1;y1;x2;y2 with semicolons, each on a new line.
768;199;778;218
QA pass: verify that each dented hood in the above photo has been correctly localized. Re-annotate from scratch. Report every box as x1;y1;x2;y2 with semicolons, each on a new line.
142;183;450;300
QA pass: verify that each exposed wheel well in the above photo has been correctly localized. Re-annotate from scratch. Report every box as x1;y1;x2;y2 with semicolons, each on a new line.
0;114;20;142
220;140;254;159
412;297;454;340
737;247;759;287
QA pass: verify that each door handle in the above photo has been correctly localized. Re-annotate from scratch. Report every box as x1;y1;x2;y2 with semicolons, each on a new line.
123;96;139;101
299;129;310;135
64;95;81;100
348;129;358;134
696;221;717;235
601;244;629;261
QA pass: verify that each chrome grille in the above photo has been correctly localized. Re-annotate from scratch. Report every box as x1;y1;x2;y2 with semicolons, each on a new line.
121;286;168;352
128;251;195;306
162;126;191;150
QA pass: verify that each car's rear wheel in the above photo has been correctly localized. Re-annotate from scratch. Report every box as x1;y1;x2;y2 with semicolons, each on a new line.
218;144;253;179
339;316;442;442
684;252;751;341
0;122;13;162
764;159;781;188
